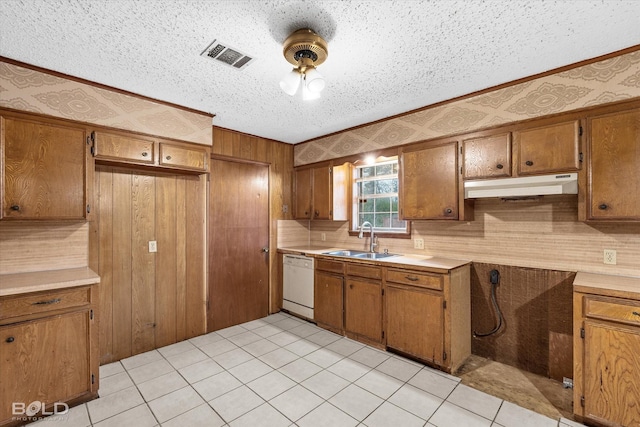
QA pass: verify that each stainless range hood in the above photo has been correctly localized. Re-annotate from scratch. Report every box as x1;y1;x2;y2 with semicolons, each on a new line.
464;173;578;199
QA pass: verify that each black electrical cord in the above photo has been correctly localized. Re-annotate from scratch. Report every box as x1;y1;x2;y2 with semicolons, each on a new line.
473;269;504;338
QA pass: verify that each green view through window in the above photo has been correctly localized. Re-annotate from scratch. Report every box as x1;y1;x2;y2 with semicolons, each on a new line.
354;158;407;232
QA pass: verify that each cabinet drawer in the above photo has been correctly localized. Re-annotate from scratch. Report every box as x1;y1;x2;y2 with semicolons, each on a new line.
386;269;443;290
159;142;208;172
346;263;382;280
316;259;344;274
584;296;640;326
0;286;91;322
95;132;155;164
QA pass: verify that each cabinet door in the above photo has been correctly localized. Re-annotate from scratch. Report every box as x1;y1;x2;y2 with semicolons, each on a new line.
514;120;581;176
400;142;459;220
583;321;640;426
314;271;343;330
588;108;640;220
1;117;87;219
94;131;155;165
0;311;91;421
344;278;382;342
386;284;444;365
462;133;511;180
294;168;312;219
312;166;332;219
158;142;208;172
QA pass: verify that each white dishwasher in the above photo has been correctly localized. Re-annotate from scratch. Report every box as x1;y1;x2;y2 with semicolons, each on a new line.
282;254;314;319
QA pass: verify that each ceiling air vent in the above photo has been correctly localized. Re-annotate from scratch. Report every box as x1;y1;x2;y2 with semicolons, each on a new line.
200;39;255;70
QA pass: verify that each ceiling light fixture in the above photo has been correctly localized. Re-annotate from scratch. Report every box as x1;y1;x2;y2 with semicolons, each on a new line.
280;28;328;100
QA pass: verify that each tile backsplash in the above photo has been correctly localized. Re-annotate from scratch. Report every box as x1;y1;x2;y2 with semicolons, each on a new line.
279;195;640;276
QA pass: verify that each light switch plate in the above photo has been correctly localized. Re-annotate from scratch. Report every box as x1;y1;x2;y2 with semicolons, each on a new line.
149;241;157;253
603;249;616;265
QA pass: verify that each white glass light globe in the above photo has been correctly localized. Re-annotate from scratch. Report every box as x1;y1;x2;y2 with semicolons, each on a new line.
305;67;325;93
280;69;302;96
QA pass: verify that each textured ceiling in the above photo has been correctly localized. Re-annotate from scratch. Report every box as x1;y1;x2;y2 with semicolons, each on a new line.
1;1;639;144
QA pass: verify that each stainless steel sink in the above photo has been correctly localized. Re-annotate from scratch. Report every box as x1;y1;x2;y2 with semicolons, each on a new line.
323;250;368;257
353;252;399;259
323;250;399;259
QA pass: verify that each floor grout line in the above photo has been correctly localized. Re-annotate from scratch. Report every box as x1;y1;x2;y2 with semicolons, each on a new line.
85;312;573;427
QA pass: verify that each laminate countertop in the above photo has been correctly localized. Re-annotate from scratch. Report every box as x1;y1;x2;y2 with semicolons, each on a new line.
573;271;640;300
278;246;470;274
0;267;100;297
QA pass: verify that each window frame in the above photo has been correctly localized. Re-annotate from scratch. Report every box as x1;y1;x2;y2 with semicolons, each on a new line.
348;157;411;239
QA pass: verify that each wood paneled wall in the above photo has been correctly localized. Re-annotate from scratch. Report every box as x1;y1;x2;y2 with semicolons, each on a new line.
90;166;206;364
212;127;294;313
471;263;575;381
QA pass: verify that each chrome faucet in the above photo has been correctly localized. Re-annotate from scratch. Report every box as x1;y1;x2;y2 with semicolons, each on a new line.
358;221;377;253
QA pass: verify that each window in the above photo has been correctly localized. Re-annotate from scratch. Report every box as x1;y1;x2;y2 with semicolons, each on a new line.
352;158;408;234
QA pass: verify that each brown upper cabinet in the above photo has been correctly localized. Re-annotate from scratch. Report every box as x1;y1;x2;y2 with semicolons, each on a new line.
586;107;640;221
513;120;582;176
400;140;470;220
294;168;313;219
293;163;348;220
93;132;155;165
158;142;208;172
462;132;512;180
93;130;209;173
462;119;582;181
1;114;90;220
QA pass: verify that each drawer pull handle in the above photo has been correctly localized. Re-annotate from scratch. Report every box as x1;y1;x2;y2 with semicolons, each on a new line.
496;164;504;169
445;208;453;214
10;205;20;211
141;152;148;157
405;276;419;281
525;160;534;166
633;311;640;317
32;298;61;306
166;155;172;160
6;337;15;343
598;204;608;210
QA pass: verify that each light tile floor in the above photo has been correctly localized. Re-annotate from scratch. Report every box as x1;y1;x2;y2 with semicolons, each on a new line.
31;312;585;427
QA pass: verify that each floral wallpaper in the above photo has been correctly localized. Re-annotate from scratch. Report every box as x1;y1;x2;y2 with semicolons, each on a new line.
294;49;640;166
0;62;212;145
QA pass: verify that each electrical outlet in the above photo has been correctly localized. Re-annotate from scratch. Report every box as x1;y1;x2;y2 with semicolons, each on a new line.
414;238;424;249
603;249;616;265
321;233;326;241
149;241;157;253
282;204;288;213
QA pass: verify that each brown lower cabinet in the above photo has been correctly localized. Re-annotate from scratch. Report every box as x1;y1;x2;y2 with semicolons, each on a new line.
0;284;99;427
314;259;345;332
313;255;471;373
385;265;470;373
573;273;640;427
385;282;444;366
344;263;383;346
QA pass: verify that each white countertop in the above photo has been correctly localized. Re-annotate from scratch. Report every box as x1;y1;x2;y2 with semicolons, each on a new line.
279;246;470;273
573;271;640;300
0;267;100;296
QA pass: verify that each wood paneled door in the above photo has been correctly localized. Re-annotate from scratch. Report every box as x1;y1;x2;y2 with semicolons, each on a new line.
91;166;207;364
209;157;270;331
